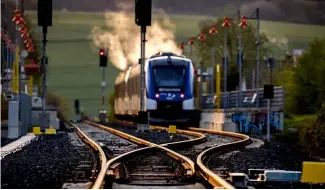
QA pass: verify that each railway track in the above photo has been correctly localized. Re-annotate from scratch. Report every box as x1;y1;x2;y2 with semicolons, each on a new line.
189;128;251;188
70;121;208;188
76;122;141;159
67;121;108;189
93;120;252;188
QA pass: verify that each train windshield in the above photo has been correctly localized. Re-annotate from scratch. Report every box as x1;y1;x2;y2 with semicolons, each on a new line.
153;66;185;90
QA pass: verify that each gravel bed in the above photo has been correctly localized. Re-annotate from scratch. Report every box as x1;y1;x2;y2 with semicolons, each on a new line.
104;122;190;144
77;123;140;159
1;138;18;147
207;140;304;172
1;132;96;189
126;152;178;171
206;138;325;188
124;151;182;185
173;133;240;161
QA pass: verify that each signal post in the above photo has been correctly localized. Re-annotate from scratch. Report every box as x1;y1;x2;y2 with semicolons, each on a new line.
99;48;108;108
135;0;152;127
37;0;52;129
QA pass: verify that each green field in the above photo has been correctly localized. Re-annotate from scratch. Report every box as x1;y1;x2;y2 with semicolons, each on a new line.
26;11;325;116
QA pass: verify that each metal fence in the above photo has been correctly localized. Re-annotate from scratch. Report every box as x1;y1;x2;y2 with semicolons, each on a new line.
202;86;285;110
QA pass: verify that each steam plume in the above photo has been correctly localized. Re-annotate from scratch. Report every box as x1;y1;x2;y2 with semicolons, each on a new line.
90;8;181;71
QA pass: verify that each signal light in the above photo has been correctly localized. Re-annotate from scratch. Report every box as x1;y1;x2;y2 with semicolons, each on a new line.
180;94;184;98
155;93;159;98
135;0;152;26
99;48;107;67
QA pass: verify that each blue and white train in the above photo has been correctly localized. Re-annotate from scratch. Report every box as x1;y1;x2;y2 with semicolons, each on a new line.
114;52;200;126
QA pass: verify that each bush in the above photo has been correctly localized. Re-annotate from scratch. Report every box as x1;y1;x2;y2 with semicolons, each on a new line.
107;92;116;121
46;91;72;121
299;101;325;158
283;38;325;114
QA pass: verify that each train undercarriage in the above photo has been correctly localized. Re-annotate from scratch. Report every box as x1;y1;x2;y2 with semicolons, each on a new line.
115;109;201;128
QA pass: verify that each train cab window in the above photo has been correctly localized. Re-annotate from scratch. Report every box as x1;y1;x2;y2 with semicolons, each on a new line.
153;67;185;89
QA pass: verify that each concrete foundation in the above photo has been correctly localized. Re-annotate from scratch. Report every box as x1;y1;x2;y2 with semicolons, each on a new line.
31;107;60;130
200;108;284;134
200;110;237;132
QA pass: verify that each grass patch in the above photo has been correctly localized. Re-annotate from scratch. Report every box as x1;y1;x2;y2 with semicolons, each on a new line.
284;114;318;132
24;10;325;115
275;114;319;157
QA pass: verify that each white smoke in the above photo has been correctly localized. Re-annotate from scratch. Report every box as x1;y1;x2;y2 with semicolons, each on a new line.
90;7;181;71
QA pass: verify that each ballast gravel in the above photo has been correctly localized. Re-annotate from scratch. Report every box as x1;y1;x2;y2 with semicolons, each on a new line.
174;133;240;161
208;140;304;172
77;123;140;159
207;137;325;188
104;122;190;144
1;132;95;189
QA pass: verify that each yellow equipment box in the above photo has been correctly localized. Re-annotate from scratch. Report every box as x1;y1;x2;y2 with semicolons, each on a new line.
32;126;41;135
168;125;176;134
301;161;325;184
45;126;56;135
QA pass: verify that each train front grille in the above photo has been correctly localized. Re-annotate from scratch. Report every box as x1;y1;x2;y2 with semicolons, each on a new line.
155;101;183;119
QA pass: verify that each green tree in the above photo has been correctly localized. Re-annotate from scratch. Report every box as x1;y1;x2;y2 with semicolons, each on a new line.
292;37;325;114
194;18;269;91
274;65;297;112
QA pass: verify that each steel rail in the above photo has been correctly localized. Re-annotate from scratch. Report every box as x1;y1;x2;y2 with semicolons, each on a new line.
90;119;250;189
188;127;251;189
84;120;198;180
66;121;108;189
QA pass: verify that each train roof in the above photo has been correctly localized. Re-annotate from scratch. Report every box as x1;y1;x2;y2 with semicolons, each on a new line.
149;52;187;59
115;52;191;85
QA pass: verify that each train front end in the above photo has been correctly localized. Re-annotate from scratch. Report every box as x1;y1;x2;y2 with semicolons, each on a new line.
145;54;199;126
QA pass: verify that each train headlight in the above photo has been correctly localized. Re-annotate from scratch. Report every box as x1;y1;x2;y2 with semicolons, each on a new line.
180;93;184;98
155;93;160;98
